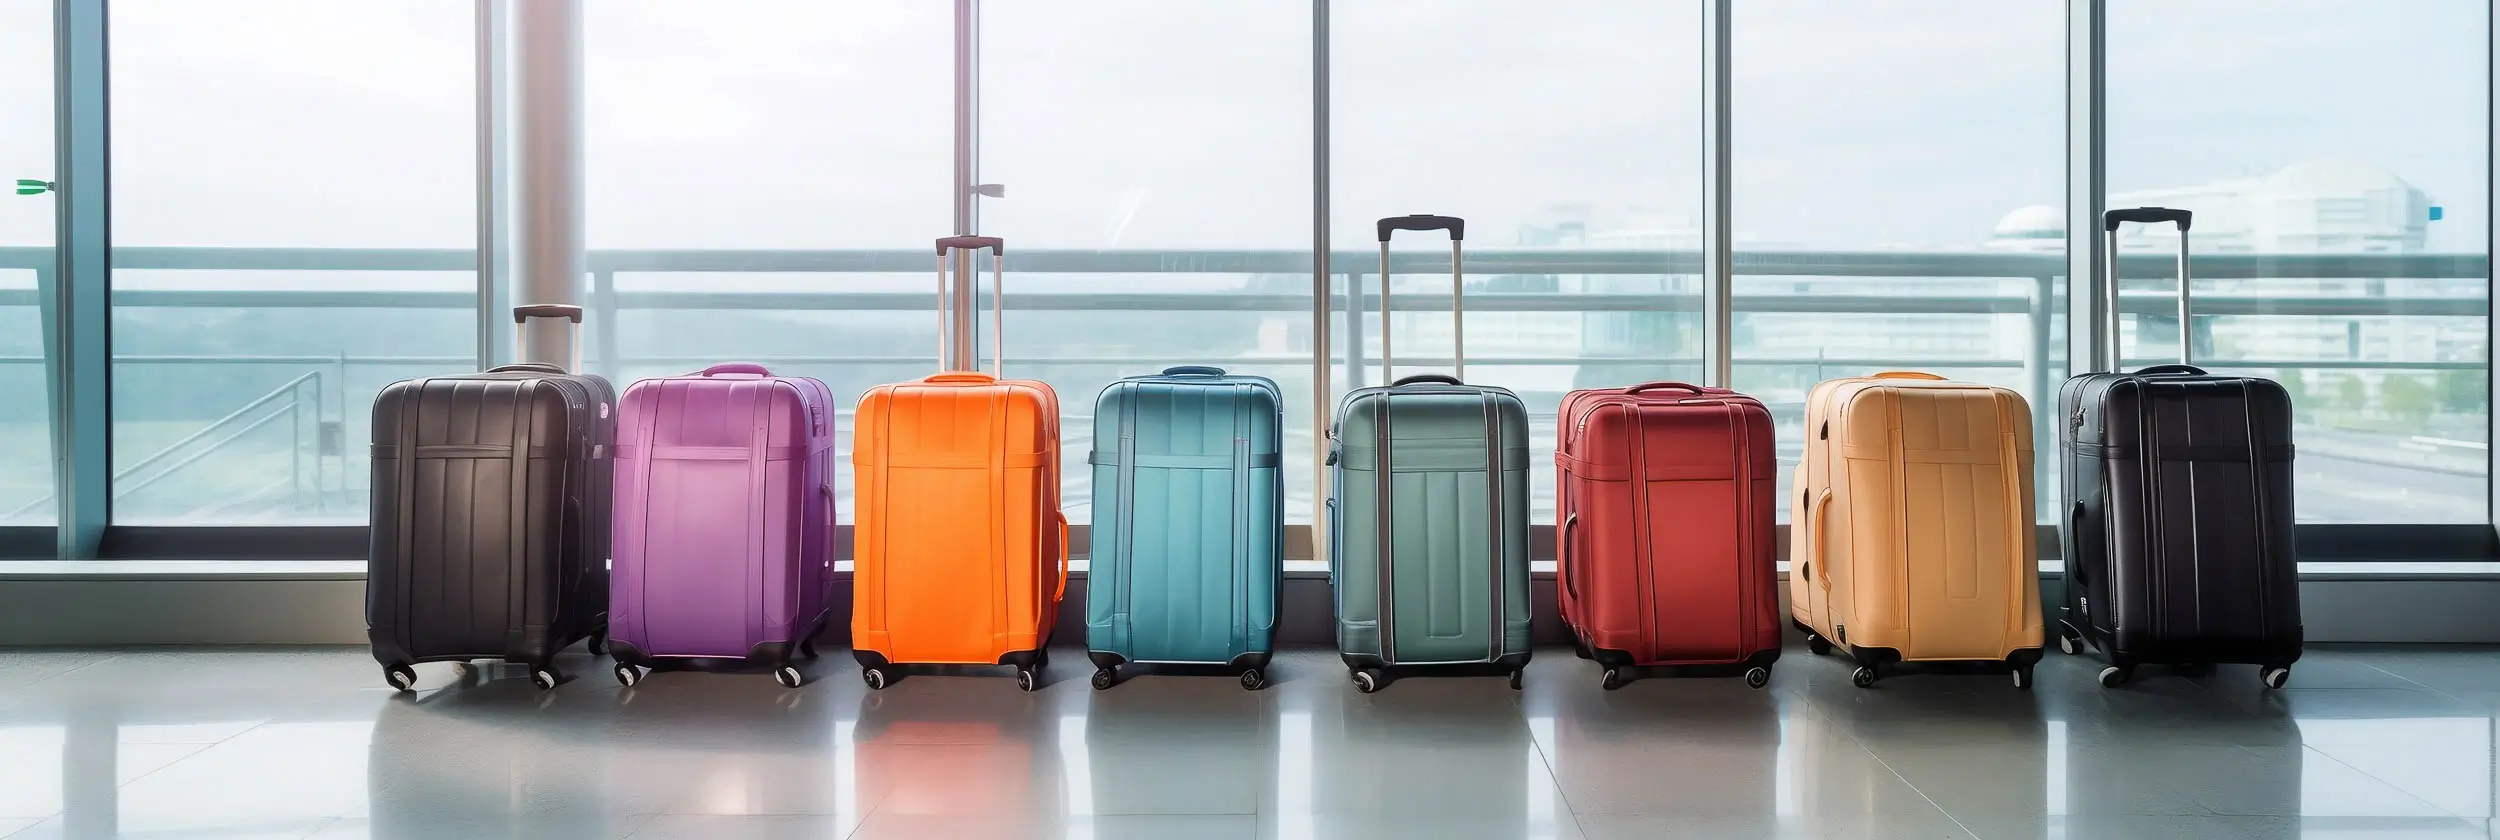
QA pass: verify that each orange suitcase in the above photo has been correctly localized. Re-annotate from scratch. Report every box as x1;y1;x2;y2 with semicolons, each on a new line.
853;236;1068;692
1790;371;2043;689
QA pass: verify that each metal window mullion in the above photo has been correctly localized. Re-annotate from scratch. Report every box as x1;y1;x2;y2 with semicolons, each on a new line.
952;0;980;371
2486;0;2497;535
1310;0;1331;559
48;0;111;557
2067;0;2108;377
1700;0;1733;389
475;0;509;370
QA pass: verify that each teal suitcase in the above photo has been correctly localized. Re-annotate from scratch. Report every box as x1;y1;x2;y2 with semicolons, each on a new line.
1329;215;1534;693
1085;366;1285;691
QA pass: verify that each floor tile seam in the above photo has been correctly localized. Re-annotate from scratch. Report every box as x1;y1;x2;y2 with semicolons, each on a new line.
2276;742;2474;821
2355;658;2487;703
1521;716;1597;838
2;654;122;696
1834;717;1986;840
102;739;222;793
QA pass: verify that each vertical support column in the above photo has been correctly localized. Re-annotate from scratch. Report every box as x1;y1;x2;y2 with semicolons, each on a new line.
2486;0;2497;535
511;0;585;369
474;0;511;369
48;0;111;558
950;0;981;372
2067;0;2108;378
2031;273;2058;495
1310;0;1332;559
1699;0;1735;389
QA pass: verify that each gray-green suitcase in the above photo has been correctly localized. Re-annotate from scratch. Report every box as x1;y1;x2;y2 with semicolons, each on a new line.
1327;215;1534;694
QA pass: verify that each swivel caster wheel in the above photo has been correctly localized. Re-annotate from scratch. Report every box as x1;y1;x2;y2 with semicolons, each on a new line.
1351;669;1383;694
1091;668;1118;691
613;664;643;687
530;665;562;691
1808;635;1834;657
2056;632;2079;656
1508;669;1525;691
1238;668;1267;691
383;664;417;692
1850;666;1878;688
862;668;890;691
773;666;805;688
1572;637;1594;660
2012;666;2035;691
586;630;609;657
2098;665;2132;688
1016;667;1040;693
2261;667;2291;690
1600;669;1627;691
1745;667;1771;689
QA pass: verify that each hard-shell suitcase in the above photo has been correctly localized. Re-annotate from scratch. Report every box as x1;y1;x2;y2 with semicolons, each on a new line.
368;304;614;691
1329;215;1533;694
853;235;1068;692
1790;370;2044;689
606;362;840;688
1084;365;1284;691
2058;207;2302;690
1556;380;1780;689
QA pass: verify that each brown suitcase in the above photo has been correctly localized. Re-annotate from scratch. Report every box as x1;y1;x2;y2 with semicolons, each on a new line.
1791;371;2044;689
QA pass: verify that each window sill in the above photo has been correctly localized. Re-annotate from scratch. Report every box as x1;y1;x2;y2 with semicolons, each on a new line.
3;559;2489;582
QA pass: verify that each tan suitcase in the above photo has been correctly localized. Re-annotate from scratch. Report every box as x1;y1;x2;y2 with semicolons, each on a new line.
1791;371;2043;689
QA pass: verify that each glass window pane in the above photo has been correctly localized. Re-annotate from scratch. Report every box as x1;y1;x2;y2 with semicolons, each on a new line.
588;2;952;527
109;1;475;525
2111;0;2490;524
0;0;50;526
981;1;1313;526
1733;1;2067;521
1333;1;1706;526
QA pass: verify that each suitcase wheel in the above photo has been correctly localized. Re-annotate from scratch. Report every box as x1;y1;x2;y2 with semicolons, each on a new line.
1015;667;1040;693
1850;666;1878;689
613;664;643;688
774;666;805;689
2011;665;2035;691
1508;669;1524;691
1091;668;1118;691
2261;667;2291;690
2097;665;2132;689
529;665;562;691
383;664;417;692
1599;668;1628;691
1238;668;1267;692
1745;667;1771;689
586;629;609;657
1351;669;1384;694
2056;633;2080;656
1807;635;1834;657
862;668;890;691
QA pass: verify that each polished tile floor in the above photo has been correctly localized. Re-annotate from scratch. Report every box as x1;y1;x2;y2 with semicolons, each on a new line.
0;642;2497;839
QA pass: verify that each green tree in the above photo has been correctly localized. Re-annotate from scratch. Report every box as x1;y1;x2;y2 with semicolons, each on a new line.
2381;373;2436;426
2439;368;2488;414
2334;374;2368;414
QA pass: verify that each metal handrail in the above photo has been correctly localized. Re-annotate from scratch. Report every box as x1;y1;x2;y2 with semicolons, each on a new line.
2;371;319;519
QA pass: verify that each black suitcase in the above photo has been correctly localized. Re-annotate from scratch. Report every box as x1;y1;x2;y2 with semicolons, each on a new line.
368;305;615;691
2056;208;2302;690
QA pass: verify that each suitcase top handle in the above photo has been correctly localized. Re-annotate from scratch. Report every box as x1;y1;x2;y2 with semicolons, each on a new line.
1623;381;1705;395
935;235;1004;255
488;362;564;375
2103;206;2192;231
512;304;583;324
1162;365;1226;376
1870;371;1946;380
2135;364;2207;376
1392;374;1462;387
923;371;998;384
1377;214;1464;242
699;362;772;377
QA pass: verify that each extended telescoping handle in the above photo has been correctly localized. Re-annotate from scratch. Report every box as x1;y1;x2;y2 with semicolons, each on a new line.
1376;214;1467;382
935;236;1006;376
2100;207;2193;371
510;304;583;373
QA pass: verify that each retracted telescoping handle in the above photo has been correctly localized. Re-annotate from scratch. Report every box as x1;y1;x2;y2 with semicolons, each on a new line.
2100;207;2194;372
1375;215;1468;383
934;236;1006;376
504;304;584;373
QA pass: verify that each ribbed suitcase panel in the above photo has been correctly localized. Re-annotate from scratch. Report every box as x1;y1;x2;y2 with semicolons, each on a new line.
1331;387;1532;666
1089;376;1281;665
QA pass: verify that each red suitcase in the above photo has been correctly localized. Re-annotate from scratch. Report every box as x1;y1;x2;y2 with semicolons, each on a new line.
1556;381;1781;689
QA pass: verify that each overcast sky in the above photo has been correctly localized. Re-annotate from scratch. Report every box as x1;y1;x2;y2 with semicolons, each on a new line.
0;0;2487;254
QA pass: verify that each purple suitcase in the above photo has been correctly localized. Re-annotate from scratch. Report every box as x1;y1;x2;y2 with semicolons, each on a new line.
607;362;839;687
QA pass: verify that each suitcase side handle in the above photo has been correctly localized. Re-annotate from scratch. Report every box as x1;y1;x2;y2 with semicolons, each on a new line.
1622;381;1705;395
1053;512;1070;602
1805;488;1834;589
1161;365;1226;377
2067;502;2089;590
1869;371;1945;381
2133;364;2206;377
699;362;773;377
1559;514;1581;603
